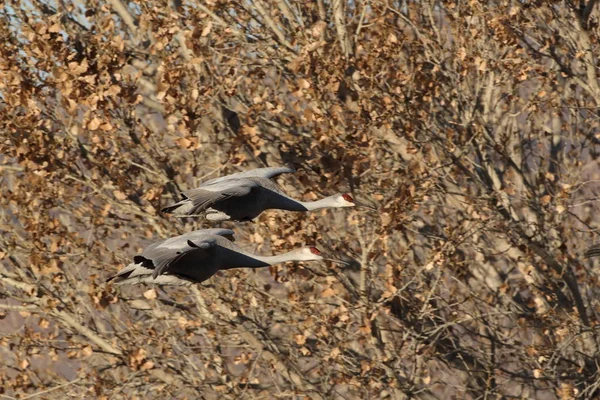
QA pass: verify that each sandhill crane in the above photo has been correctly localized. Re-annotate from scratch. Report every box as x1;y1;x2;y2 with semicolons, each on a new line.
107;228;348;286
161;166;375;221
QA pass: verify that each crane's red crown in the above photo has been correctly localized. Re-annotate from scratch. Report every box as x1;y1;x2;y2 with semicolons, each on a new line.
309;247;321;255
342;193;354;202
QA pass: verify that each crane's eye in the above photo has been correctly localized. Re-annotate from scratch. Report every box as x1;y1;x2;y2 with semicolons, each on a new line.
342;193;354;202
309;247;321;255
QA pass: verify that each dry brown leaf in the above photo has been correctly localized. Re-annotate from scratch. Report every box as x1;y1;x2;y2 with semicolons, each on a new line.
105;85;121;97
298;78;311;89
178;317;188;329
82;345;93;357
299;347;311;356
201;22;213;37
113;190;127;201
176;137;192;148
329;347;340;359
68;59;89;75
140;360;155;371
540;195;551;206
99;122;113;131
294;334;306;346
48;23;61;33
88;117;101;131
310;21;326;38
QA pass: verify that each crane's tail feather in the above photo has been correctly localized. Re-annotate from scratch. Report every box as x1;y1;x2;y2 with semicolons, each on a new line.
106;265;138;284
107;267;192;286
205;211;231;221
106;258;154;285
161;199;194;215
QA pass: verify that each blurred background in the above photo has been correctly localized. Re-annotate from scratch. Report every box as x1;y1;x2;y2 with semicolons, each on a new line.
1;0;600;398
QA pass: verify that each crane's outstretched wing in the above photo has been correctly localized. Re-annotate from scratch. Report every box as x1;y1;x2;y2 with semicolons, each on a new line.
144;230;236;277
144;228;235;253
178;179;257;215
151;237;216;278
203;166;295;185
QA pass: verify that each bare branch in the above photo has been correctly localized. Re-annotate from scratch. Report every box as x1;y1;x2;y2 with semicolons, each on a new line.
581;0;597;27
51;310;123;355
331;0;352;57
105;0;137;36
252;0;297;53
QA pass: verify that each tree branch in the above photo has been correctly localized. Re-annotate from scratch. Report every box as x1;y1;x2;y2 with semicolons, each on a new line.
331;0;352;57
581;0;597;27
105;0;138;36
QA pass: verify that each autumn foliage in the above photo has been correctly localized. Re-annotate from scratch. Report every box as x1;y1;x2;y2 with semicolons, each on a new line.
2;0;600;398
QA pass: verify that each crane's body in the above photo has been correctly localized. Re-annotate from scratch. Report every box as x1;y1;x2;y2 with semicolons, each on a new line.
161;166;374;221
107;228;346;286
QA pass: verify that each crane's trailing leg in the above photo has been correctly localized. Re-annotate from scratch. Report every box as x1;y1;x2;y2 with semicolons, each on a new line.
205;210;231;221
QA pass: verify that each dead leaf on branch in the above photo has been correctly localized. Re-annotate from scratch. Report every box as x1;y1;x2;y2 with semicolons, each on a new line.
113;190;127;201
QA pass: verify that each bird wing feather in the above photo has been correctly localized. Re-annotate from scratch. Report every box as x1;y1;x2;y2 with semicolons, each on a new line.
142;229;233;256
151;237;217;279
141;230;234;277
250;177;286;195
203;166;295;185
181;179;257;214
151;228;235;250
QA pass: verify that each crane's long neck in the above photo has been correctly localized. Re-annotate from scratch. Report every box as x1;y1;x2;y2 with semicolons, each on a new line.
222;249;304;269
275;195;339;212
251;251;305;265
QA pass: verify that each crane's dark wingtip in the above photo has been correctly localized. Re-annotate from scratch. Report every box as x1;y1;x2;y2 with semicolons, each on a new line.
161;205;177;214
161;193;189;214
583;244;600;259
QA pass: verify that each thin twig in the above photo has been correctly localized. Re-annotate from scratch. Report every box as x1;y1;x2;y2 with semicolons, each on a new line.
22;378;83;400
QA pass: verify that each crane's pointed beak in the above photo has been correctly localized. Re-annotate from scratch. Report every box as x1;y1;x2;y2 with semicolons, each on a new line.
323;256;350;266
354;199;377;211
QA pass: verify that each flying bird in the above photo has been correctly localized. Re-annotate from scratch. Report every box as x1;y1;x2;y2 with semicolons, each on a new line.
161;166;375;221
107;228;347;286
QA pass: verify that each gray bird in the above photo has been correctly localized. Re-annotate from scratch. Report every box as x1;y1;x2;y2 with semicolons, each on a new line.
107;228;348;286
161;166;375;221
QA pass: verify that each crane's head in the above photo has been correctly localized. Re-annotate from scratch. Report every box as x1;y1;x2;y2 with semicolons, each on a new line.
296;246;349;265
334;193;377;210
